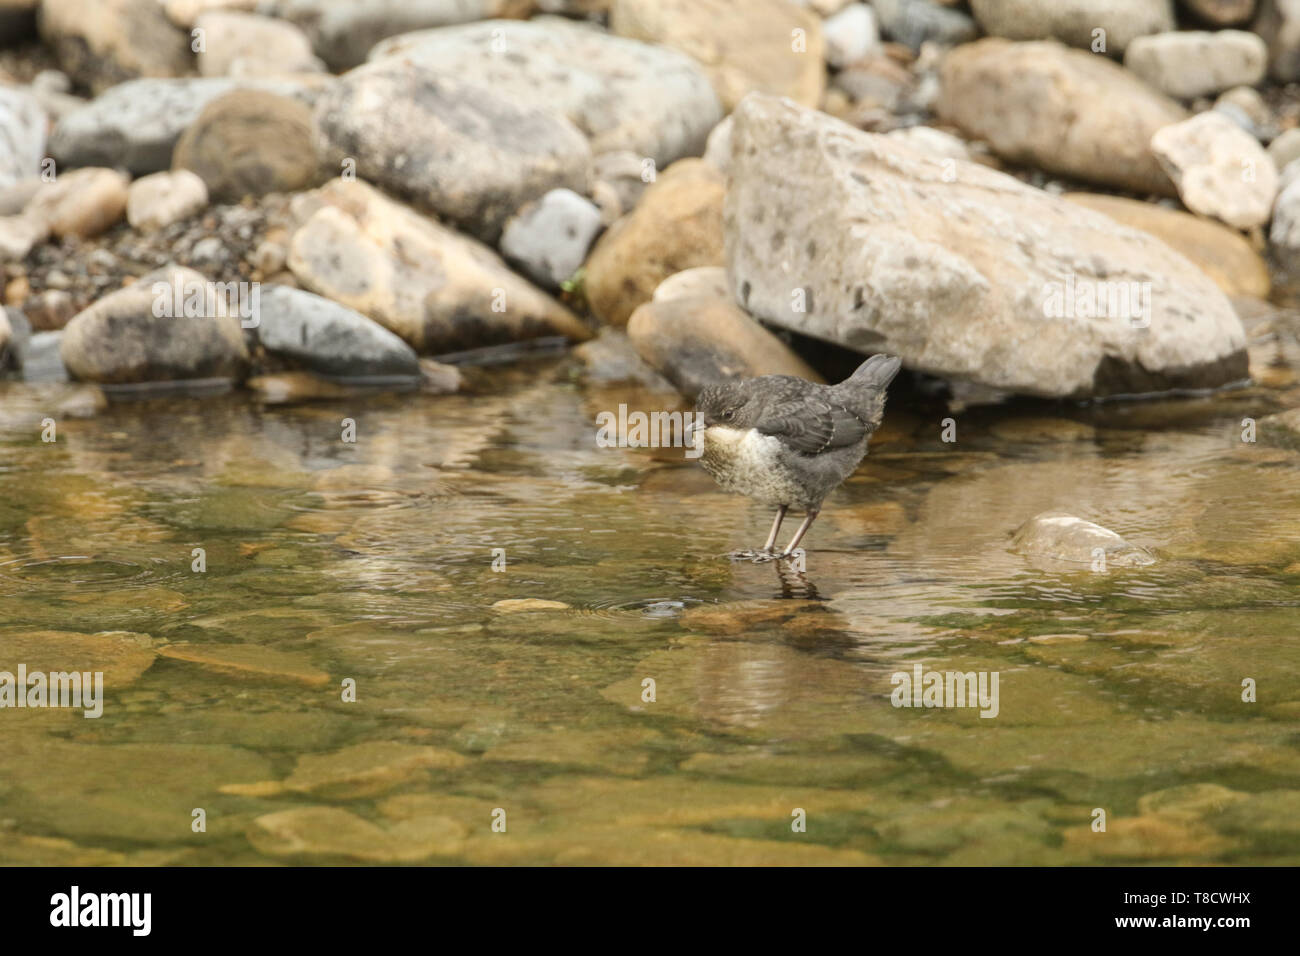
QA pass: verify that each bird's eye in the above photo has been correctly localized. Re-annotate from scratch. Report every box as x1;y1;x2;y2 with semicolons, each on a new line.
722;409;734;421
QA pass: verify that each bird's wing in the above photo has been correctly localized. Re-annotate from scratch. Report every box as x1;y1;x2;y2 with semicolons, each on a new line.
754;397;868;454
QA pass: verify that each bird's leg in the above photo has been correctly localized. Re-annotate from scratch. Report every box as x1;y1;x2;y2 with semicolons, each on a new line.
761;505;788;554
780;510;819;558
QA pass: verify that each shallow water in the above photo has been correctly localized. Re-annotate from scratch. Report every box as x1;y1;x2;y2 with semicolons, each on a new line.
1;358;1298;865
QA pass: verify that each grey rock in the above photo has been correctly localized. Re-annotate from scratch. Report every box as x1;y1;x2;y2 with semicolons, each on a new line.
21;330;70;383
593;150;652;214
368;19;722;167
59;265;251;384
499;188;603;289
314;58;592;243
572;327;677;389
1011;511;1156;568
702;116;734;174
271;0;526;71
724;94;1248;399
0;86;46;188
48;76;334;176
873;0;977;50
255;285;420;379
1253;0;1300;82
1124;30;1267;99
969;0;1174;55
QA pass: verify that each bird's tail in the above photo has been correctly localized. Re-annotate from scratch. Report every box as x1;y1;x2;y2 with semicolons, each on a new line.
834;354;902;427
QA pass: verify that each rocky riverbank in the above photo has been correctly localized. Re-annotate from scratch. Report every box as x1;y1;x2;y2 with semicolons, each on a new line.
2;0;1300;407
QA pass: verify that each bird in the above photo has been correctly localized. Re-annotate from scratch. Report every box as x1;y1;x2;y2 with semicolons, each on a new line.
692;354;902;560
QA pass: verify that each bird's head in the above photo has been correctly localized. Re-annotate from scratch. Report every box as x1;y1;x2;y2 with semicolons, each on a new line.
695;379;762;431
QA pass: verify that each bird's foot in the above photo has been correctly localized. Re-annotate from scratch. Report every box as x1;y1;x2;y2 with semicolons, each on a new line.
729;548;779;563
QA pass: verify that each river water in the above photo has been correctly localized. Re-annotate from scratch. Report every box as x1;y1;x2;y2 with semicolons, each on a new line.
1;354;1297;865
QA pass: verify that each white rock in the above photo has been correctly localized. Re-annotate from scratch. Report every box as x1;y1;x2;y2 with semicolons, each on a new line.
0;86;46;188
886;125;971;160
499;188;605;290
823;4;879;69
126;169;208;231
1124;30;1267;99
195;11;322;76
1151;111;1278;229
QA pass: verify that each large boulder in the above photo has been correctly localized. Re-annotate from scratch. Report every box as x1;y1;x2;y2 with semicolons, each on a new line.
609;0;826;110
723;94;1248;399
314;58;592;244
48;76;333;176
37;0;192;94
368;19;722;167
937;39;1185;195
968;0;1175;55
254;285;420;380
286;178;590;354
584;159;725;326
60;266;251;385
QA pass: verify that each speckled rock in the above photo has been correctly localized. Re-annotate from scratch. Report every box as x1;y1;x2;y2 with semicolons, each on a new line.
314;58;592;244
938;39;1185;195
368;18;722;167
725;94;1247;399
286;178;589;354
585;159;725;326
609;0;826;110
499;188;604;289
59;265;251;385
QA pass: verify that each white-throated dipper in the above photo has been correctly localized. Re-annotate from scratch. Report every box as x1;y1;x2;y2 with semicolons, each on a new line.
693;354;902;559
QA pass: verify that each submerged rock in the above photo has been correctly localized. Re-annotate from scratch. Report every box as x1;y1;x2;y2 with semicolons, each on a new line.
725;94;1247;398
287;178;589;354
627;294;823;400
247;805;466;862
609;0;826;110
368;18;722;167
1011;511;1156;568
585;159;725;326
938;39;1184;195
59;265;251;385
